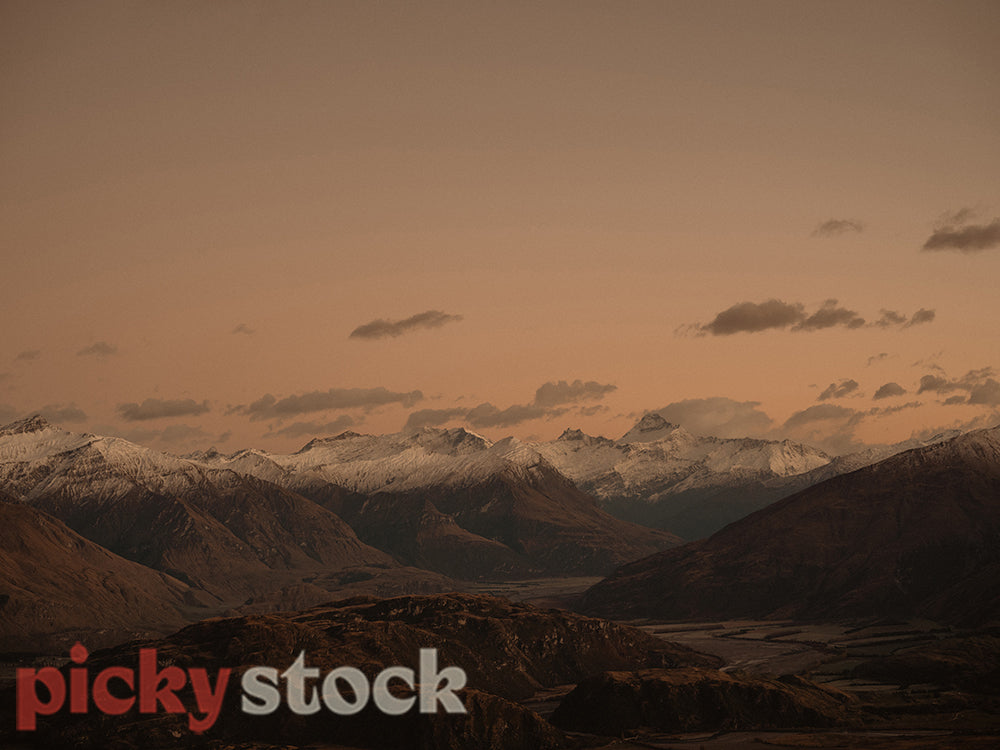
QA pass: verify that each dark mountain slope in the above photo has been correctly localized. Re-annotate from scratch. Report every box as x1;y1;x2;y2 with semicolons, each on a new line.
580;426;1000;624
0;502;200;651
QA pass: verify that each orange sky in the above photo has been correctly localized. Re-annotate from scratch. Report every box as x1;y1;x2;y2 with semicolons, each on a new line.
2;1;999;455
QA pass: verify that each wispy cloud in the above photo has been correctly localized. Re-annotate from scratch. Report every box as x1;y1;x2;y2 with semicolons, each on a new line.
873;382;907;400
533;379;617;407
917;367;995;396
656;397;773;438
117;398;211;421
465;402;558;428
37;403;87;423
401;378;617;432
818;379;860;401
77;341;118;357
698;299;806;335
693;299;934;336
14;350;40;362
923;210;1000;253
234;387;422;421
793;300;865;331
349;310;463;340
784;403;857;430
812;218;864;237
403;408;470;432
969;379;1000;406
904;309;936;328
231;323;255;335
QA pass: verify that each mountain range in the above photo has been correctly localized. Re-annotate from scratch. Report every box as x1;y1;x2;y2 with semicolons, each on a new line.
580;424;1000;625
534;412;961;539
3;412;996;651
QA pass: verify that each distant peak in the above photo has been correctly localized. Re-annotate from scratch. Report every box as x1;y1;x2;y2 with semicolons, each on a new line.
558;428;587;441
410;426;491;453
0;414;52;436
185;447;222;461
332;430;364;440
617;413;684;444
295;431;367;453
633;413;676;433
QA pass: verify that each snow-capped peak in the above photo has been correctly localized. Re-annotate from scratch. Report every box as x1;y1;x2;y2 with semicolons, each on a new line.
618;413;681;444
0;414;53;436
406;427;492;455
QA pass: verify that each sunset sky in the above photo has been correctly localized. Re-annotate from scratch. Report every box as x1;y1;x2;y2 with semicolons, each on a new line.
2;1;999;455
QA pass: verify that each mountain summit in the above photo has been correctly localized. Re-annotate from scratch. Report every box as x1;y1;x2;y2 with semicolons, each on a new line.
618;413;682;443
0;414;52;436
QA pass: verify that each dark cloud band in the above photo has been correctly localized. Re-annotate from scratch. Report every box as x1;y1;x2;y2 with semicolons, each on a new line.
117;398;211;421
350;310;463;340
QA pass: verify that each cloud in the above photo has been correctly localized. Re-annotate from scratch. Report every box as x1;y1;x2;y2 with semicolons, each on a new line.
917;375;954;394
812;219;865;237
866;353;892;366
939;208;978;225
403;408;469;432
232;323;255;335
37;404;87;423
77;341;118;357
117;398;211;421
911;354;946;372
862;401;922;420
904;308;935;328
969;379;1000;406
656;397;774;438
779;401;923;455
14;350;40;362
873;382;907;400
533;379;617;407
694;298;935;337
266;415;356;439
465;402;562;429
818;379;860;401
401;377;619;431
917;367;996;395
873;310;907;328
942;395;967;405
792;299;866;331
235;387;422;421
699;299;806;335
923;217;1000;253
349;310;463;340
783;404;857;430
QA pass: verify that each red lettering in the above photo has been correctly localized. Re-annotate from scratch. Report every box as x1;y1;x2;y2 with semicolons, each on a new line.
138;648;186;714
93;667;136;715
188;667;231;732
16;667;66;731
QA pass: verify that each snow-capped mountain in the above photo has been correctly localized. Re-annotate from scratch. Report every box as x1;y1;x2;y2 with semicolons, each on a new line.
581;424;1000;625
765;428;964;494
0;416;396;599
533;413;831;539
197;426;679;578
